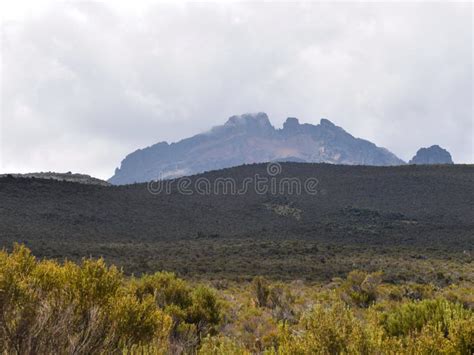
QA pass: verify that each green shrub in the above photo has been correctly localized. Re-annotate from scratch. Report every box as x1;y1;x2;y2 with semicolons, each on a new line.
0;244;171;353
380;298;474;354
381;298;471;336
1;245;473;354
133;271;192;309
130;271;221;352
274;302;371;354
340;270;382;307
188;286;221;334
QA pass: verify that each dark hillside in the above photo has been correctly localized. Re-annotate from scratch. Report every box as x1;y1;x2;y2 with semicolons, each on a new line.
0;163;473;282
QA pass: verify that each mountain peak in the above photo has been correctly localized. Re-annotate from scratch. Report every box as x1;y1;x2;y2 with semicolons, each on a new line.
409;145;453;165
109;113;405;184
320;118;336;127
225;112;271;127
283;117;300;133
284;117;299;127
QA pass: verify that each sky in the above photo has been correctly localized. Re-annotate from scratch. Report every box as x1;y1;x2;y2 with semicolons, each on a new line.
1;0;472;180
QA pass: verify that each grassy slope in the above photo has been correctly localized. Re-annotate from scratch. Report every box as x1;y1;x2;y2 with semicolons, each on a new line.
0;163;472;282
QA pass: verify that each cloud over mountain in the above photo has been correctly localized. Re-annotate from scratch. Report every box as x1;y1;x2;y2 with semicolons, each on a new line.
1;2;472;179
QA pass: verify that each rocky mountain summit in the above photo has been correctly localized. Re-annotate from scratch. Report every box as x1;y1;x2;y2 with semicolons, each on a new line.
109;113;405;185
409;145;454;165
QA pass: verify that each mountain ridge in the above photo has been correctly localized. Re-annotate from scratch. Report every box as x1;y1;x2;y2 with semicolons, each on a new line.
0;172;110;186
109;113;406;184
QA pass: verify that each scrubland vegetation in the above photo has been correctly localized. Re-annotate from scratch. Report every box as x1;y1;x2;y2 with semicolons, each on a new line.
1;245;472;354
1;165;473;353
1;164;473;282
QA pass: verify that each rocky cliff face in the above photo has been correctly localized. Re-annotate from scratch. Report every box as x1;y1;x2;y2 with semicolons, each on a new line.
109;113;405;184
409;145;454;165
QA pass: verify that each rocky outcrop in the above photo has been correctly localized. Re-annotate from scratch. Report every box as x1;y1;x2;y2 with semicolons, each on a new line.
409;145;454;165
109;113;405;184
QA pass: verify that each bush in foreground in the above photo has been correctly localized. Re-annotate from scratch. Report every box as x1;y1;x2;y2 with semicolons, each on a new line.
0;245;472;354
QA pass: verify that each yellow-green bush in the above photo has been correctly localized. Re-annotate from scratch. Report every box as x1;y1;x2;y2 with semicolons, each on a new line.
0;244;170;354
339;270;382;307
0;245;473;354
130;271;221;352
274;302;372;354
379;298;474;353
380;298;471;337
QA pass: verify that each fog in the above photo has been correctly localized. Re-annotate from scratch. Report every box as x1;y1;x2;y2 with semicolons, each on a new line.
1;1;472;179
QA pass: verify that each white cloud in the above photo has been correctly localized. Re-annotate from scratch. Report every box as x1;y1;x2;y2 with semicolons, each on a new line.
1;1;472;179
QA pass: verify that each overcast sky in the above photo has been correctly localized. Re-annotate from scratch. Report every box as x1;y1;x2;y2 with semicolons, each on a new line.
1;1;472;179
